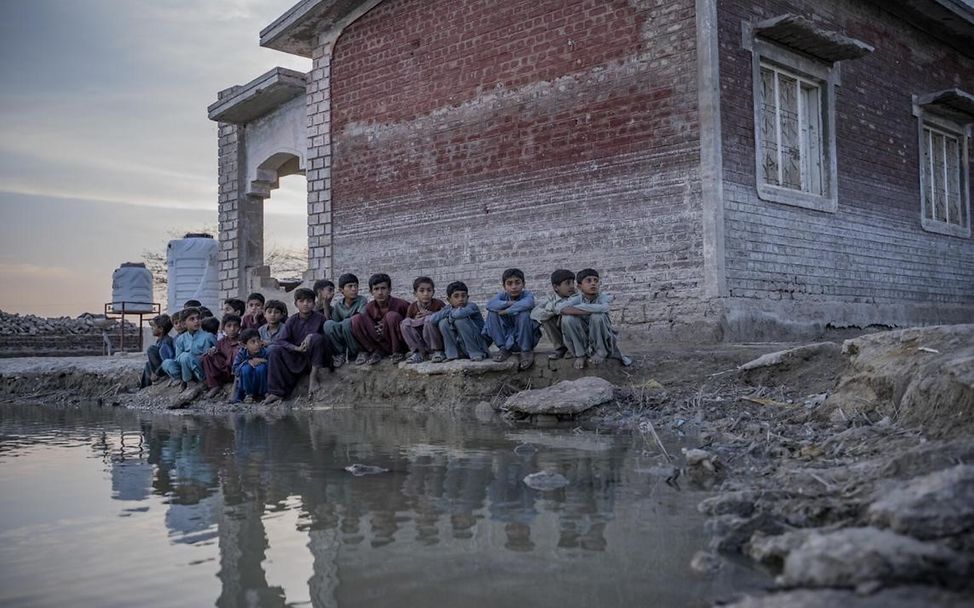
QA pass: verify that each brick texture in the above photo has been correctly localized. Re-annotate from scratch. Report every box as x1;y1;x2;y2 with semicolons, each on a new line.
718;1;974;322
217;122;242;299
328;0;713;338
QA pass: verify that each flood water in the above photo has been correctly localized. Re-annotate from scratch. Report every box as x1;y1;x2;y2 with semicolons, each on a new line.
0;402;767;607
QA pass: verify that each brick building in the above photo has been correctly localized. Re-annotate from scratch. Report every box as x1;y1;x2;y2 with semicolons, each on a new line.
208;0;974;342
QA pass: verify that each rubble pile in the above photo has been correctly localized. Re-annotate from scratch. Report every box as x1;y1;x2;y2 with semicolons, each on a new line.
0;310;134;336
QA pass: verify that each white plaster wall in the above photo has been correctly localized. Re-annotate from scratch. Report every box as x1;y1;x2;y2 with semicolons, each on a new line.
244;95;309;186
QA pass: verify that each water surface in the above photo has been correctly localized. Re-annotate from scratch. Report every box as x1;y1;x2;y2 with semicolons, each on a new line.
0;402;767;607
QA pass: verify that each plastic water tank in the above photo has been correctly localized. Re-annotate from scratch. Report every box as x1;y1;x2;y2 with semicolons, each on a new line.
111;262;155;312
167;233;220;314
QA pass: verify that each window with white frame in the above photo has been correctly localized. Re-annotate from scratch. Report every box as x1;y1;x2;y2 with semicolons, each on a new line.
921;121;966;228
744;14;874;213
759;62;825;196
913;90;972;239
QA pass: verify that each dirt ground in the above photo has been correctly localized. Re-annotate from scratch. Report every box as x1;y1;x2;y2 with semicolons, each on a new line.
2;325;972;607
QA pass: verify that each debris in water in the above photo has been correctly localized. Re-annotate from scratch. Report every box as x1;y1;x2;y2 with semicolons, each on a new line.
523;471;569;491
345;464;389;476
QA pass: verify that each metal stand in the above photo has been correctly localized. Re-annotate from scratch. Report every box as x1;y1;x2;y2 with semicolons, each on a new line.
104;302;160;354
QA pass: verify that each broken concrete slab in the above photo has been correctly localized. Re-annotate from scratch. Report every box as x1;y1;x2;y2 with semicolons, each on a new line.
868;465;974;540
503;376;616;415
779;527;971;589
738;342;841;371
399;358;517;376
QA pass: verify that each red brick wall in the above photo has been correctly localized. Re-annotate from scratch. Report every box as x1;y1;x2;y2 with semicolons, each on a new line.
329;0;713;339
718;0;974;325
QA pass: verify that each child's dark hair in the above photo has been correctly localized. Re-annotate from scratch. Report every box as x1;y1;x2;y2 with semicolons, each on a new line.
338;273;359;289
224;298;245;316
152;314;173;335
222;314;241;328
264;299;288;318
413;276;434;292
171;310;184;324
183;299;202;308
246;292;265;305
576;268;600;283
446;281;469;297
201;317;220;335
369;273;391;290
550;269;574;286
199;306;213;319
293;287;316;303
239;328;260;344
182;306;201;320
502;268;525;283
313;279;335;292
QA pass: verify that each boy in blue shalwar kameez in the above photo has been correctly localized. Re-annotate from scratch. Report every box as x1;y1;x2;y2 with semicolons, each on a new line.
429;281;489;361
231;328;269;403
482;268;540;371
162;307;217;390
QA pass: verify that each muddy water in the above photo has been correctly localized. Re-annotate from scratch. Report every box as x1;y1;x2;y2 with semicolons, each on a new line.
0;403;768;607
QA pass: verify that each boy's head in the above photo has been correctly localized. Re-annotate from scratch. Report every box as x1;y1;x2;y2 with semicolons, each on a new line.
172;310;186;332
264;299;288;324
368;273;392;303
223;298;245;317
501;268;525;298
412;276;434;304
239;328;262;354
313;279;335;301
183;307;201;332
338;273;359;300
576;268;600;297
245;293;265;317
222;314;241;339
550;269;576;298
446;281;469;308
198;306;213;319
151;314;173;337
183;299;202;309
201;316;220;335
293;287;316;315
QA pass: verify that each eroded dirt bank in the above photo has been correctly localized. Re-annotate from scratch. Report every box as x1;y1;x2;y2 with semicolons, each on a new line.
1;325;972;606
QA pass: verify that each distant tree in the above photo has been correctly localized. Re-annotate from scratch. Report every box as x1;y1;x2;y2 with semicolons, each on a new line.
142;225;307;303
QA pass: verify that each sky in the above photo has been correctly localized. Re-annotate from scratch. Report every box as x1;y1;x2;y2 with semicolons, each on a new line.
0;0;311;316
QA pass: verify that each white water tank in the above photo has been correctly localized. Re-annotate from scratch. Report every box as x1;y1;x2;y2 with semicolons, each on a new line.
167;233;220;314
111;262;154;312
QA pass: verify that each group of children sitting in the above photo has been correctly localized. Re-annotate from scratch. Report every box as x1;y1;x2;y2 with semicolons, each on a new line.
141;268;632;405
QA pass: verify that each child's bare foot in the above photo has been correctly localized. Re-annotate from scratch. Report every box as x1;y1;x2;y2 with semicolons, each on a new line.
354;352;369;365
264;394;282;405
168;378;181;387
470;354;486;362
589;354;606;366
205;386;222;399
572;357;586;370
390;352;406;364
243;394;255;404
493;349;511;362
430;351;446;363
332;354;345;368
518;352;534;371
367;352;383;366
548;347;568;360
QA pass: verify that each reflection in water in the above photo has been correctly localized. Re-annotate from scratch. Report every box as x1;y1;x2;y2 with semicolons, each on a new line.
0;403;767;607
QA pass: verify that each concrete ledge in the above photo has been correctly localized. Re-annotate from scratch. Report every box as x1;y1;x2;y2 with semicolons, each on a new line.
260;0;372;57
207;67;308;124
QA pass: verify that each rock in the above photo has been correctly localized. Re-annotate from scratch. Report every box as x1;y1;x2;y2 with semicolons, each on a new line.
697;491;758;517
820;325;974;439
522;471;569;491
779;527;971;589
169;383;204;409
705;513;784;552
868;465;974;540
723;586;974;608
746;529;813;565
345;464;389;476
689;550;723;574
503;377;616;415
682;447;718;472
738;342;840;371
473;401;498;422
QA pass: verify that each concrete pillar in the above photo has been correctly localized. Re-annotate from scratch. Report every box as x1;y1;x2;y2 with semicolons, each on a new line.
305;39;334;281
217;122;245;299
